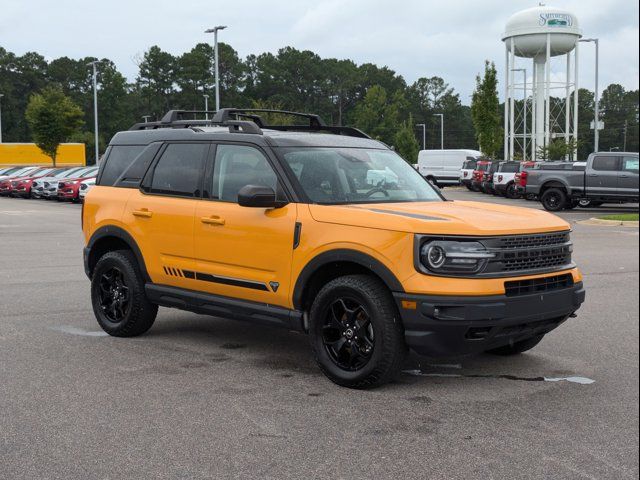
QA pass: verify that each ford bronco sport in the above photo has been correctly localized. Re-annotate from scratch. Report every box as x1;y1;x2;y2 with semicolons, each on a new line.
82;109;585;389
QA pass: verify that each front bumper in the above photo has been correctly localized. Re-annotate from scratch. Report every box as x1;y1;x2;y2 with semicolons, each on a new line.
394;282;585;357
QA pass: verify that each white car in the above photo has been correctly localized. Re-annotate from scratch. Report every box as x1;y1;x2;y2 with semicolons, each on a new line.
460;158;478;190
492;162;522;198
0;166;41;181
41;166;98;199
32;167;86;199
79;178;96;201
417;149;482;187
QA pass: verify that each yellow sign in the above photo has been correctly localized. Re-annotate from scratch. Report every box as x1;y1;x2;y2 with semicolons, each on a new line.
0;143;86;167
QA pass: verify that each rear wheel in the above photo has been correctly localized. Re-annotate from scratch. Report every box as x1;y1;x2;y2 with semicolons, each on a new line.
486;335;544;356
91;250;158;337
505;182;520;199
540;188;567;212
309;275;405;389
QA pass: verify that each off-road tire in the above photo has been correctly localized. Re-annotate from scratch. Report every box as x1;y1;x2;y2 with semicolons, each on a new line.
91;250;158;337
309;275;406;389
486;335;544;356
505;182;520;199
540;188;567;212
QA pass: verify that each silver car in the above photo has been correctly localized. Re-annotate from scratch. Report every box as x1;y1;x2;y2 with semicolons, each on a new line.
41;167;98;199
32;167;86;199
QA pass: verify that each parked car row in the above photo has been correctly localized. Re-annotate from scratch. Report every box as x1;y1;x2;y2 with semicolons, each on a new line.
0;165;98;202
457;152;639;212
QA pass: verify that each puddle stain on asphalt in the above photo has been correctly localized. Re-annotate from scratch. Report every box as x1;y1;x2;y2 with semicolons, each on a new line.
49;325;109;337
403;369;595;385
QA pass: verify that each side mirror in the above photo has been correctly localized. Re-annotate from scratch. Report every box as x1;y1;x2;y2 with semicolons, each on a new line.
237;185;288;208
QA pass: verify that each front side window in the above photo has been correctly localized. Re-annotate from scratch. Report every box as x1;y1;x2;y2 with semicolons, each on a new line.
622;156;639;174
279;148;442;204
149;143;208;197
592;156;620;172
210;145;279;202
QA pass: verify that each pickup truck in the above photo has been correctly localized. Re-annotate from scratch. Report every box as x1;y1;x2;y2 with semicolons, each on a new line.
521;153;639;211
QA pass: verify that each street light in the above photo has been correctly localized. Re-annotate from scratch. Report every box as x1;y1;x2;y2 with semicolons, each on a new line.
204;25;227;112
203;94;210;120
87;60;102;164
0;93;4;143
142;115;152;123
433;114;444;149
580;38;600;152
416;123;426;150
512;68;527;161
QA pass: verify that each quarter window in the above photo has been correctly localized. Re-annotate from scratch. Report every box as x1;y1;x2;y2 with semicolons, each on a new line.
99;145;146;186
149;143;208;197
592;156;620;172
211;145;278;202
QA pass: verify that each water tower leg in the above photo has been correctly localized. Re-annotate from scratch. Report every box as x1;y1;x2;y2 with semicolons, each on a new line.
531;60;537;161
565;53;571;160
545;33;552;152
509;38;516;161
534;56;546;161
504;47;510;161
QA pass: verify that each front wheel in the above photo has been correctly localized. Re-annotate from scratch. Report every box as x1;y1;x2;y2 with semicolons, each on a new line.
309;275;406;389
505;183;521;199
91;250;158;337
540;188;567;212
486;335;544;356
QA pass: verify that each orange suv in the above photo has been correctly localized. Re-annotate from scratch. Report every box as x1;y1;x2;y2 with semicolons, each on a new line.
82;109;585;388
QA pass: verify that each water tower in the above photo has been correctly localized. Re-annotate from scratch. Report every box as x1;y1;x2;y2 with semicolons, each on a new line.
502;5;582;161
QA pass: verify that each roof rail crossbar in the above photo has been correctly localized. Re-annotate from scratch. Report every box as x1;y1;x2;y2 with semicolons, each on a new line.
264;125;371;139
213;108;327;128
160;110;218;124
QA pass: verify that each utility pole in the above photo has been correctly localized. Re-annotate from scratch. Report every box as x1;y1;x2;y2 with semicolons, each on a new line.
142;115;151;123
416;123;426;150
203;94;210;120
87;60;101;164
623;120;628;151
580;38;600;152
205;26;227;111
433;114;444;149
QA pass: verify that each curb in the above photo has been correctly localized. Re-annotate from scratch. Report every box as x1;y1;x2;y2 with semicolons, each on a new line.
579;218;640;227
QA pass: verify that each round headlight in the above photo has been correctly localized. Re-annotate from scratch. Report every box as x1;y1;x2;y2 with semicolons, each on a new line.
426;244;447;269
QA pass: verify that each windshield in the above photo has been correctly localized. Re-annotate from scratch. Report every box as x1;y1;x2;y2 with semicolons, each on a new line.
476;163;490;172
279;148;442;204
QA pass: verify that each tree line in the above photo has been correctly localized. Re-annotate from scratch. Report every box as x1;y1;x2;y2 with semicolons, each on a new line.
0;43;638;164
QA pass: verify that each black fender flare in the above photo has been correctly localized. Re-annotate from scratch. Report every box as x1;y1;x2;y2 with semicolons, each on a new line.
85;225;150;281
292;249;405;310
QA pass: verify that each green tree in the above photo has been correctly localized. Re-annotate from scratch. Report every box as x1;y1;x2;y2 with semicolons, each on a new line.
136;46;176;119
394;114;420;163
25;87;84;166
537;138;580;161
352;85;401;144
471;61;503;158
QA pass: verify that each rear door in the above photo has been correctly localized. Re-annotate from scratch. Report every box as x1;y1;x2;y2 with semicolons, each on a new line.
619;155;639;198
193;143;297;308
125;142;209;285
587;155;621;197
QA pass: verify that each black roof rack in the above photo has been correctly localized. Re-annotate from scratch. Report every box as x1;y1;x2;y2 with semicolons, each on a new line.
128;108;371;139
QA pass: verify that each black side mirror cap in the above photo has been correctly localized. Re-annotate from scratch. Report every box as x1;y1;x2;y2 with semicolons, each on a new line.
237;185;288;208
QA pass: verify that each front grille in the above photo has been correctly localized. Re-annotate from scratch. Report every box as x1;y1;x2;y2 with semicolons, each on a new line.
505;273;574;297
482;231;573;276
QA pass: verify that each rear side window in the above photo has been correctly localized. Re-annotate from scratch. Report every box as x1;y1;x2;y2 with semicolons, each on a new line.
148;143;208;197
592;156;620;172
500;163;520;173
99;145;146;186
463;160;477;169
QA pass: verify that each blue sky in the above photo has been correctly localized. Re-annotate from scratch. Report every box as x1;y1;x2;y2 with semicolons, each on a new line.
1;0;638;102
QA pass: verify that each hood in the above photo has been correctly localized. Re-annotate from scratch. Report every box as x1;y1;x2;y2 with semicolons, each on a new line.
308;200;569;236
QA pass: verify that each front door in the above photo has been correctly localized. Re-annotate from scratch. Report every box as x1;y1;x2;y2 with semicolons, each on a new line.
194;144;297;308
587;155;620;197
125;142;210;285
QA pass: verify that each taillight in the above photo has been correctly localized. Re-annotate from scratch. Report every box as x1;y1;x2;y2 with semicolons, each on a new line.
519;171;528;187
463;171;468;177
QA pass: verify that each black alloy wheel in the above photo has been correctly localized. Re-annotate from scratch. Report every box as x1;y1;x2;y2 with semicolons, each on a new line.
98;267;131;323
322;298;375;371
540;188;567;212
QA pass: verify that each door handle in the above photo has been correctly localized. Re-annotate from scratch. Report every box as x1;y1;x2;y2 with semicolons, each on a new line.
132;208;153;218
620;174;630;178
587;173;598;177
200;215;225;226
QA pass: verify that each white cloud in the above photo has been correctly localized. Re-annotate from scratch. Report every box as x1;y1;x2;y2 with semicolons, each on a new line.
1;0;637;102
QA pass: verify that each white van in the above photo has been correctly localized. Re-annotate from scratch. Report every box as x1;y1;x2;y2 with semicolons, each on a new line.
417;149;482;187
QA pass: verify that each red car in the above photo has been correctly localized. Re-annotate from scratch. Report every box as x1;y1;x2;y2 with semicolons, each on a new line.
57;168;99;202
0;167;51;196
11;168;66;198
470;160;492;192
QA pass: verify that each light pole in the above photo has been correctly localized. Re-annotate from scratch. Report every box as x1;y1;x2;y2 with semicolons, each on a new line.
580;38;600;152
203;94;210;120
87;60;101;164
204;25;227;111
142;115;151;123
433;114;444;149
512;68;527;161
416;123;426;150
0;93;4;143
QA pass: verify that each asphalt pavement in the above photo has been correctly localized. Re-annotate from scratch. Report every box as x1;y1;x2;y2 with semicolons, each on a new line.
0;193;638;480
